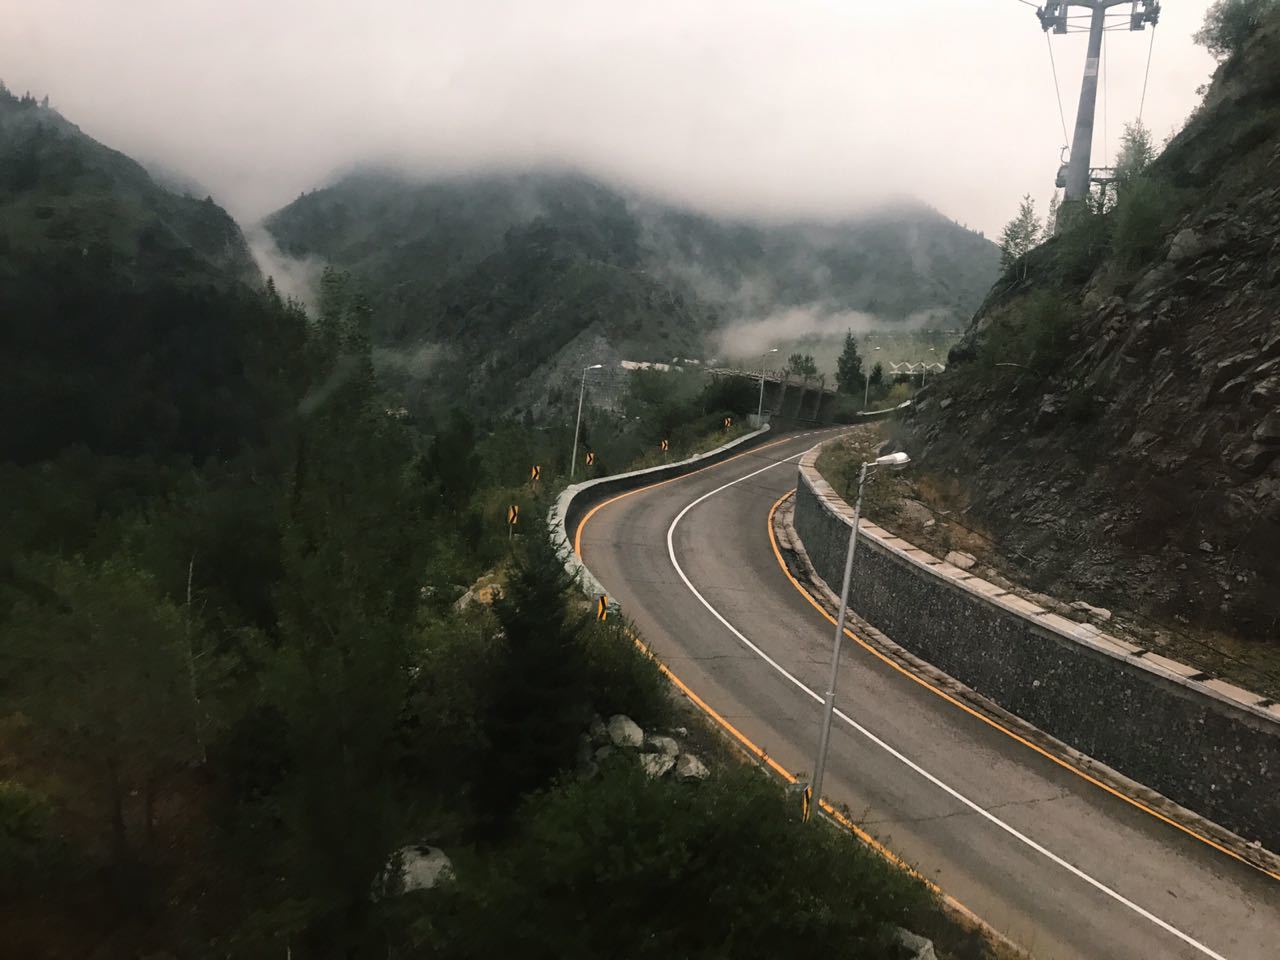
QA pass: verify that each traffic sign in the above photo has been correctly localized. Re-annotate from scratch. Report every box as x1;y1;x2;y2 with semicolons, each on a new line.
801;785;813;822
507;504;519;526
585;451;596;466
660;439;669;452
723;416;733;429
596;595;609;621
529;464;541;482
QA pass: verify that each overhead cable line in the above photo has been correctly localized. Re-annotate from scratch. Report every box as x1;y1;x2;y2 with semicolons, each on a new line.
1045;31;1070;148
1138;21;1156;123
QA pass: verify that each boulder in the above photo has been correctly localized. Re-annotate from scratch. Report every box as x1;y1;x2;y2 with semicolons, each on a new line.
607;714;644;748
891;927;937;960
378;845;454;897
453;571;503;612
944;550;977;571
1035;393;1066;428
645;734;680;757
1253;412;1280;442
675;753;710;780
898;499;935;527
639;752;676;779
1168;227;1208;263
1069;600;1112;623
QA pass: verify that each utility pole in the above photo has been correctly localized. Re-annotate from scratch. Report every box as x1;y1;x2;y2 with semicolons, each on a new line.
570;364;603;481
757;348;779;421
1034;1;1160;205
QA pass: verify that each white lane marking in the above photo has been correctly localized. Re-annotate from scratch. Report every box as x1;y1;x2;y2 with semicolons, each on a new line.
663;449;1229;960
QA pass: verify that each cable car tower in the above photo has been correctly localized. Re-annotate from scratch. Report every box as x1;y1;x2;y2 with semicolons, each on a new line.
1033;1;1160;206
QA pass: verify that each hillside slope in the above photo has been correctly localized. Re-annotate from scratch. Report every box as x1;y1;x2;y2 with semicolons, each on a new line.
0;85;290;463
265;171;998;418
901;12;1280;656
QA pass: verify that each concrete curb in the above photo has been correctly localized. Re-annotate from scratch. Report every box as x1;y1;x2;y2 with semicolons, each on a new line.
790;436;1280;868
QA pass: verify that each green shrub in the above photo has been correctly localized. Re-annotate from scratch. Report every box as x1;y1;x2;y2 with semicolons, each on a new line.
977;290;1074;377
1194;0;1277;60
408;763;927;958
582;619;672;729
0;781;55;893
1112;176;1184;269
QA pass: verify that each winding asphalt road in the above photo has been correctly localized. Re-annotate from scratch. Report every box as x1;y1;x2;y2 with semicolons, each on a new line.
576;429;1280;960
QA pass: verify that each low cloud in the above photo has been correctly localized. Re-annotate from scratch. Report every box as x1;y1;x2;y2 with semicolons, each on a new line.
2;1;1217;237
245;225;324;312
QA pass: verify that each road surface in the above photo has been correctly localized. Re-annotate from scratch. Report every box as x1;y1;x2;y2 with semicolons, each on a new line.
577;429;1280;960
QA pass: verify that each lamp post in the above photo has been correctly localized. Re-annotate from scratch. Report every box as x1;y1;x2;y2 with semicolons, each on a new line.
757;348;779;420
810;450;911;806
570;364;604;481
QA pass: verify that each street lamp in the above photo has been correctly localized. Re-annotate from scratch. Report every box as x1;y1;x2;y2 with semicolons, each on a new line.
810;450;911;806
757;348;779;419
570;364;604;481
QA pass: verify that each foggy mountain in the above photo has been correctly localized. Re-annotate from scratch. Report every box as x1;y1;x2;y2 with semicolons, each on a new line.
0;85;297;462
265;169;998;417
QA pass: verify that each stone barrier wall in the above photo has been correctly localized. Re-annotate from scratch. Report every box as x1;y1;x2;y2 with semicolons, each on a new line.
791;443;1280;853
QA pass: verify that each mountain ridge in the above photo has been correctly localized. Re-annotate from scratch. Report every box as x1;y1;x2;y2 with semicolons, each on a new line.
265;167;998;418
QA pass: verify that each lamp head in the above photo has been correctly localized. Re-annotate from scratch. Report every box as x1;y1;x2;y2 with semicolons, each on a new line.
873;451;911;470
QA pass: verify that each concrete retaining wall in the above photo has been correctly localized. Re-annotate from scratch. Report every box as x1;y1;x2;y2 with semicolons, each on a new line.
791;443;1280;852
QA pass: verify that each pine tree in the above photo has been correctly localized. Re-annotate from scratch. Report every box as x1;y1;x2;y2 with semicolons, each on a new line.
1115;120;1155;187
998;195;1042;278
480;515;592;819
1045;192;1062;237
835;330;865;396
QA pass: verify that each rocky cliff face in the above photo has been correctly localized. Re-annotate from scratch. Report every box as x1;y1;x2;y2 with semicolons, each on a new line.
901;12;1280;649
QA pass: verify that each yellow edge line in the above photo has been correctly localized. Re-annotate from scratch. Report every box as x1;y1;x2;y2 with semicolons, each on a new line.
765;488;1280;884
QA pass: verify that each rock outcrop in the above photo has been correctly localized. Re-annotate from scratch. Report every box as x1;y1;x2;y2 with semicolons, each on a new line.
902;12;1280;648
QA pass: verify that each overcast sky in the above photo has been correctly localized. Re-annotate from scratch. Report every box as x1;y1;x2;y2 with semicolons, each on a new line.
3;1;1217;236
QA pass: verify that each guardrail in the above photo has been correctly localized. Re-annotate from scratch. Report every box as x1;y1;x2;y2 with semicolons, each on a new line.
790;439;1280;855
549;426;774;612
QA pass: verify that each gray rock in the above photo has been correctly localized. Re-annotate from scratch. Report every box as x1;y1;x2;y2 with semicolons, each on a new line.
1168;227;1208;263
594;745;615;762
675;753;710;780
944;550;977;570
898;499;935;527
645;734;680;758
1253;412;1280;442
1069;600;1113;623
607;714;644;748
1199;540;1215;553
639;752;676;779
891;927;937;960
379;845;454;897
1230;443;1278;475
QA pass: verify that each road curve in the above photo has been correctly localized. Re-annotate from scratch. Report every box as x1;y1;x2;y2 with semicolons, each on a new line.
577;429;1280;960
